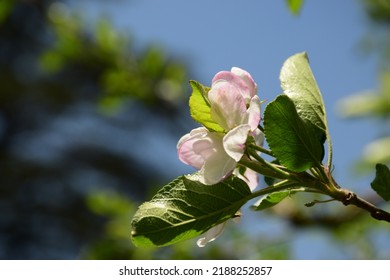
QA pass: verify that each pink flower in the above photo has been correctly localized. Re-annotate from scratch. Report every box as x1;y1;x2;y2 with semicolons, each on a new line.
177;67;263;187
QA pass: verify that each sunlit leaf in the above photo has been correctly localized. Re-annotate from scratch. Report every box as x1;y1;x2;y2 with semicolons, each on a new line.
371;163;390;201
280;52;327;145
131;175;251;247
264;94;324;172
189;80;224;132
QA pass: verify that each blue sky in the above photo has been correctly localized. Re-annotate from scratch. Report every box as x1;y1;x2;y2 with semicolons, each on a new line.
74;0;380;188
68;0;385;258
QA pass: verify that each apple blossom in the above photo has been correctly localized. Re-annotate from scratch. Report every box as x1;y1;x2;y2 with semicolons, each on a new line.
178;67;264;191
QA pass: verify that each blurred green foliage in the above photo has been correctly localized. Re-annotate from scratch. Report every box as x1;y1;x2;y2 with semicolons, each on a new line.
362;0;390;25
0;0;190;259
40;2;187;109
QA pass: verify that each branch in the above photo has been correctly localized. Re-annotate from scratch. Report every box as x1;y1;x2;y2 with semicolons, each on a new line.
341;191;390;223
270;194;385;228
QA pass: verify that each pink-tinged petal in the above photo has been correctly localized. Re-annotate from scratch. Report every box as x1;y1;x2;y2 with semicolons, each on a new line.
223;124;251;162
197;222;226;247
246;95;261;131
231;67;258;100
178;128;236;185
212;69;256;103
208;82;247;130
177;127;211;169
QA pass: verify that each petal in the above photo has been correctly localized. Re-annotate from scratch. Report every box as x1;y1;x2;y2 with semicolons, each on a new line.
179;129;236;185
231;67;258;100
201;154;237;185
223;124;251;161
212;69;256;103
246;95;261;131
177;127;212;169
196;222;226;247
208;81;247;131
252;128;265;147
234;168;259;191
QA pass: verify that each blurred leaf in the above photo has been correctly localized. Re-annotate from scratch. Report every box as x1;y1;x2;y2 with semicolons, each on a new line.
86;191;134;216
361;0;390;24
0;0;14;24
189;80;224;132
337;72;390;118
39;51;65;72
131;175;251;247
337;90;390;118
371;163;390;201
264;94;324;172
280;52;327;145
362;137;390;166
285;0;305;15
95;19;126;56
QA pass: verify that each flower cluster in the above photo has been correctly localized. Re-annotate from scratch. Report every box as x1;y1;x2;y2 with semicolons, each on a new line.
177;67;264;190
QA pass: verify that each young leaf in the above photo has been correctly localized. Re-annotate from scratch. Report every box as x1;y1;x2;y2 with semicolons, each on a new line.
189;80;224;132
371;163;390;201
263;94;324;172
280;52;327;145
251;190;291;211
131;175;251;247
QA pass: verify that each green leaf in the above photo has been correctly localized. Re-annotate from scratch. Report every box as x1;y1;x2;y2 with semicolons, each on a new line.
280;52;327;144
131;175;251;247
285;0;305;15
371;163;390;201
189;80;224;132
263;94;324;172
251;190;291;211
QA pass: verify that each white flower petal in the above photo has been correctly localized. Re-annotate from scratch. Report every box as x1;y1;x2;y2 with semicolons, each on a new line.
201;154;237;185
196;222;227;247
246;95;261;131
223;124;251;162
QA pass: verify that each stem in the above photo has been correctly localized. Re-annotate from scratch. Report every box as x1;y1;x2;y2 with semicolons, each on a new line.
249;144;274;157
326;134;333;172
248;180;308;200
246;149;291;179
311;165;330;184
